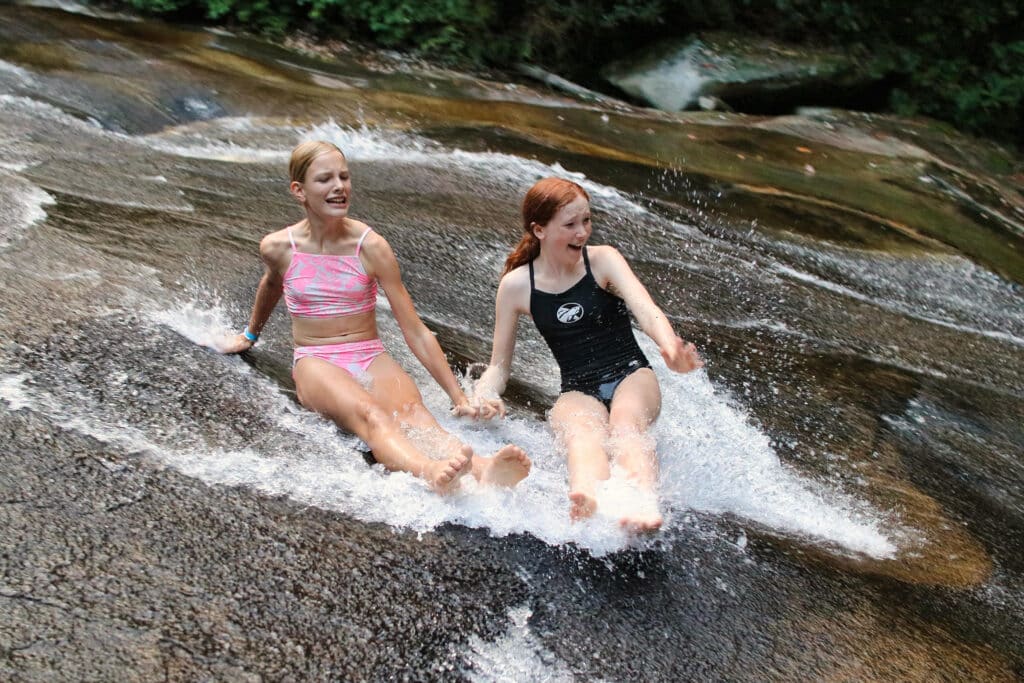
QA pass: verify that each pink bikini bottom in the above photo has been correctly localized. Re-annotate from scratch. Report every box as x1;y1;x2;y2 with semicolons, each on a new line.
293;338;386;377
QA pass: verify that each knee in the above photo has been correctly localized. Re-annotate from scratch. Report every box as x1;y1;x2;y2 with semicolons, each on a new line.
608;422;655;450
608;420;640;438
553;418;607;448
608;403;655;434
357;401;395;439
396;401;430;424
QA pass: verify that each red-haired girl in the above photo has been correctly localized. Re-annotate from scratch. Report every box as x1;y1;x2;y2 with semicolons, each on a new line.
473;178;702;530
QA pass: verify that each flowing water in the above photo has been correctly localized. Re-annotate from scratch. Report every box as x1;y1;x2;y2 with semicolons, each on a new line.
1;3;1022;680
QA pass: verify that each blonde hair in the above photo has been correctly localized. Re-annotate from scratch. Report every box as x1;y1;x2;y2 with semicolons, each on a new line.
289;140;345;183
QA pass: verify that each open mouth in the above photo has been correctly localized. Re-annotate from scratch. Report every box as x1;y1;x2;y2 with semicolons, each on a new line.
568;243;584;251
326;196;348;207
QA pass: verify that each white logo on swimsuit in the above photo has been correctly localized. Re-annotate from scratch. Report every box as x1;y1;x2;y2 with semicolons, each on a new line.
556;302;584;324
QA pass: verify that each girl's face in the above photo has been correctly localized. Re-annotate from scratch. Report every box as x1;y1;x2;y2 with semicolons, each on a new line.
291;150;352;217
534;194;591;260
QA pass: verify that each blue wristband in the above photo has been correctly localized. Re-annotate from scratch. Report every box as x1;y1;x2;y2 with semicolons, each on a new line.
242;326;259;343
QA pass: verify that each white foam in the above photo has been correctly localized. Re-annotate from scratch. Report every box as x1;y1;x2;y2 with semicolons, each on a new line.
138;133;289;164
156;299;898;556
149;296;244;353
464;606;576;683
132;118;649;217
0;171;55;248
137;119;426;165
15;0;135;19
653;361;897;558
609;42;710;111
0;94;105;131
304;120;648;215
5;296;898;559
773;261;1024;347
0;374;34;410
0;59;36;86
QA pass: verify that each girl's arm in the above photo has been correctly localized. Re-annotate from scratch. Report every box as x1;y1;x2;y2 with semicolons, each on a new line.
472;270;528;419
365;233;477;416
595;246;703;374
221;234;286;354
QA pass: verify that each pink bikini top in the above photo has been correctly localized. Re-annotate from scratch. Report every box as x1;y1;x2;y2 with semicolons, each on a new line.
283;226;378;318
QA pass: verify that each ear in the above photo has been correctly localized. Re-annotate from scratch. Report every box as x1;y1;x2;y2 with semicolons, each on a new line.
530;221;545;240
289;180;305;203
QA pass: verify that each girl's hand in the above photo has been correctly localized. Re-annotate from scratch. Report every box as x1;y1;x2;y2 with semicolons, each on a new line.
217;333;255;355
660;336;704;373
473;396;507;421
451;398;480;420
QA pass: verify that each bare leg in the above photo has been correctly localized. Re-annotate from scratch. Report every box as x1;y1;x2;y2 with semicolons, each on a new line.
365;354;530;487
607;369;663;533
549;392;610;521
293;356;469;494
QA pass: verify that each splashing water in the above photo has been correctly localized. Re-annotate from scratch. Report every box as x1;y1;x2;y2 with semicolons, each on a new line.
0;171;54;248
464;606;576;683
0;105;901;557
0;291;899;559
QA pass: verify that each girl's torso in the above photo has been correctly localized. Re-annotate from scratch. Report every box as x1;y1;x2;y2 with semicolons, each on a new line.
527;246;648;391
276;221;380;347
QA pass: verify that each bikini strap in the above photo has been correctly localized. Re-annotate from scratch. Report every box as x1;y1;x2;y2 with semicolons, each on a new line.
355;227;373;257
528;259;536;291
287;227;297;251
582;245;592;274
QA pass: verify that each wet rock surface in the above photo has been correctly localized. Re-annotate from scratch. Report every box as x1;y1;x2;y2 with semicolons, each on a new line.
2;4;1023;681
0;408;529;681
3;402;1019;680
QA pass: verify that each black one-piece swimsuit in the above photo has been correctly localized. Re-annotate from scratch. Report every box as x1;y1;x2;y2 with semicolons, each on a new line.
529;247;650;408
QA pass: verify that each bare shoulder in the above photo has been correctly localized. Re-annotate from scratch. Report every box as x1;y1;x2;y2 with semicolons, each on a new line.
497;265;531;312
259;226;293;269
587;244;630;287
587;243;626;266
352;220;386;251
351;221;398;281
500;264;530;292
354;222;393;260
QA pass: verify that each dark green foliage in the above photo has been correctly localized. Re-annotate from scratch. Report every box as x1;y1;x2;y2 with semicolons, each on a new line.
294;0;496;58
103;0;1024;146
123;0;296;34
738;1;1024;144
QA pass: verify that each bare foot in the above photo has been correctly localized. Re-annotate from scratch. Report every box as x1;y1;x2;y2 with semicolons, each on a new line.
619;513;663;534
474;444;531;487
426;446;472;494
568;490;598;521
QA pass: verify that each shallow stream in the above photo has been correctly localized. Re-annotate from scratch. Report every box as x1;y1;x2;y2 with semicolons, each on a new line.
1;3;1022;680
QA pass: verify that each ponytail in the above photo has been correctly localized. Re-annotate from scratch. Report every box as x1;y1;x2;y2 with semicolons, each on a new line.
502;233;540;275
501;177;589;277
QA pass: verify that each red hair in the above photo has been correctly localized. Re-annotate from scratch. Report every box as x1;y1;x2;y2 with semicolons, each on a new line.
502;177;590;275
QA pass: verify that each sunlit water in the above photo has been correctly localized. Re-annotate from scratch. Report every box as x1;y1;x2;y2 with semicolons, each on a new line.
0;114;898;558
1;3;1022;680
